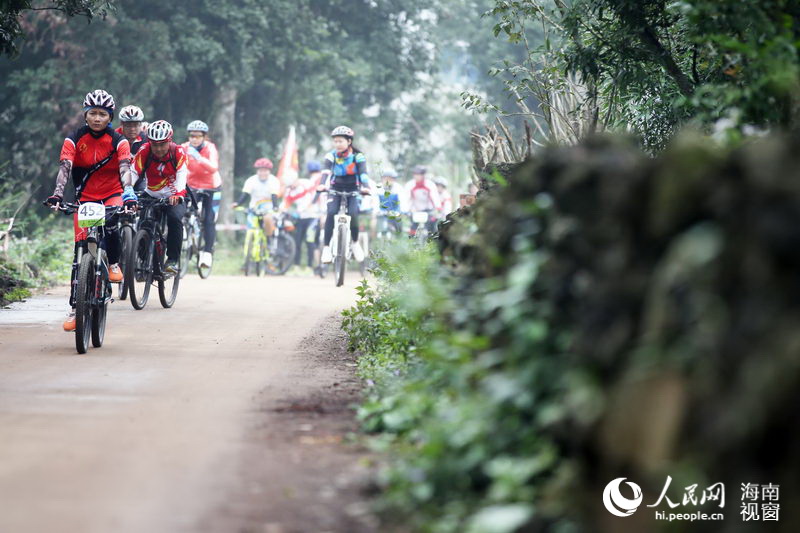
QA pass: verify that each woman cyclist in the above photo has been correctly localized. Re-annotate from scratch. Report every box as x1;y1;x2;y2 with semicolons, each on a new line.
317;126;370;264
45;89;137;331
182;120;220;269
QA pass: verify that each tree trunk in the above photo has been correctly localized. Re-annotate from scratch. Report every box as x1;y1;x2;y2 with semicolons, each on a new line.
211;85;237;224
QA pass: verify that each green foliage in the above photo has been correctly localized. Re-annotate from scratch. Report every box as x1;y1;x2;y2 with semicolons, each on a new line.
0;0;111;56
5;222;73;288
344;134;800;532
480;0;800;149
0;258;31;306
0;0;437;209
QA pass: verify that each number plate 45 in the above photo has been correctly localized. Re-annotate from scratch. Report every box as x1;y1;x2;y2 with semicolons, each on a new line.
77;202;106;228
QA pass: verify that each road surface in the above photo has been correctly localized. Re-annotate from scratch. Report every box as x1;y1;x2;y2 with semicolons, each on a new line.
0;275;371;533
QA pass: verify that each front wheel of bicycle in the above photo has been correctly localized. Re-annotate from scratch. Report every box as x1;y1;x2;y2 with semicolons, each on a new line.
179;222;192;279
265;233;295;276
118;225;134;300
196;233;212;279
128;229;154;310
334;224;347;287
75;253;94;354
158;241;180;309
91;252;109;348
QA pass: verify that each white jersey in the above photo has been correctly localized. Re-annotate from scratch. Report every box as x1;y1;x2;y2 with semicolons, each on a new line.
242;174;280;209
403;178;441;212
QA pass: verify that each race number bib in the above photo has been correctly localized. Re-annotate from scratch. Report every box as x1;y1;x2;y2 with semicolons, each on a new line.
77;202;106;228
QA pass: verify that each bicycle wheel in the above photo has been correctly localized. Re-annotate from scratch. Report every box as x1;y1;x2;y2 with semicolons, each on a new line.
257;232;268;276
75;253;94;354
244;231;255;277
334;224;347;287
179;221;192;279
196;233;212;279
91;252;109;348
128;229;154;310
266;233;296;276
158;237;180;308
118;225;134;300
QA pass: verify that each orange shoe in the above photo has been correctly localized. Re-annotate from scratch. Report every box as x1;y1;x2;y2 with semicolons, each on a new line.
63;312;76;332
109;263;124;283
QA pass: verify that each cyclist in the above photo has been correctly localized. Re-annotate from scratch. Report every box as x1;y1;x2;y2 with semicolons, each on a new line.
131;120;188;274
376;169;403;235
403;165;440;236
317;126;370;264
117;105;148;192
233;158;280;236
45;89;137;331
182;120;220;269
434;176;453;217
284;161;322;268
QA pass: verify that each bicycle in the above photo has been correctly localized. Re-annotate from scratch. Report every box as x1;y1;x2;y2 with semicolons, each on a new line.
180;189;212;279
241;205;270;277
410;210;438;244
48;201;122;354
117;208;138;300
126;196;182;310
327;190;362;287
264;211;296;276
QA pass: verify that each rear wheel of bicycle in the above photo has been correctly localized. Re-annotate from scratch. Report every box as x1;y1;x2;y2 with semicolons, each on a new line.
118;225;134;300
128;229;153;310
334;224;347;287
75;253;94;354
91;252;108;348
158;243;180;308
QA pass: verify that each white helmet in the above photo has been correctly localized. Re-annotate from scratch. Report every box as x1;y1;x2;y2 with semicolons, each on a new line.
187;120;209;133
147;120;173;142
83;89;115;111
119;105;144;122
331;125;354;138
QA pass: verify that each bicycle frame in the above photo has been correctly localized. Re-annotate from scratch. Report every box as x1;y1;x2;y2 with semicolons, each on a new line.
244;211;269;263
329;190;360;263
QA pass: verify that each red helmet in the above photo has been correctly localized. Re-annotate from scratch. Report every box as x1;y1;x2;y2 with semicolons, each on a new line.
254;158;273;169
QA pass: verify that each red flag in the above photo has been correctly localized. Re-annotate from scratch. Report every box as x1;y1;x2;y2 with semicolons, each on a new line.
276;126;299;196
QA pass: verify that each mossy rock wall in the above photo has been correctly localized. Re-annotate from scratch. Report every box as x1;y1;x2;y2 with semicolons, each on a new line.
438;134;800;530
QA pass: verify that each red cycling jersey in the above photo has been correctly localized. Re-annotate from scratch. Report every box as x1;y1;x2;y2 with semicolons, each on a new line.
60;125;130;201
133;142;188;199
181;140;220;190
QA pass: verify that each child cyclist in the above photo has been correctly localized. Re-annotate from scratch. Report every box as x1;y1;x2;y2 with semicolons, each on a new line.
317;126;370;264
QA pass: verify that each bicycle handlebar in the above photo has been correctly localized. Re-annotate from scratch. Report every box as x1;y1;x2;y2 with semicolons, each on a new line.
43;201;127;216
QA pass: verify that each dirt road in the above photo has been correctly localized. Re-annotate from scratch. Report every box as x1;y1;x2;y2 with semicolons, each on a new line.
0;275;376;533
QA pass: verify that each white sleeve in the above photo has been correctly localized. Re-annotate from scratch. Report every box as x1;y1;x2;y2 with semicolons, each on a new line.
174;163;187;193
428;180;441;210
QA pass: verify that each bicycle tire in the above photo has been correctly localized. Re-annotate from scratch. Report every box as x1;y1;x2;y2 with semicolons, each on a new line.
196;232;212;279
75;253;94;354
179;221;192;279
158;270;180;308
335;224;347;287
128;229;153;310
91;250;109;347
118;225;134;300
257;232;268;277
244;231;255;277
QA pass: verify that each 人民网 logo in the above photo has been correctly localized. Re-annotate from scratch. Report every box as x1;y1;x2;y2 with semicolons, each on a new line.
603;477;644;517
